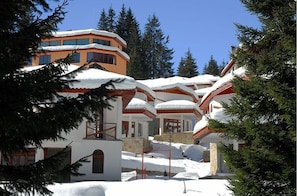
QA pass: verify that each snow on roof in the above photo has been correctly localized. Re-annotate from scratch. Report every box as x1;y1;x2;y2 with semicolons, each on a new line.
137;77;180;89
163;76;193;85
135;81;156;98
125;98;157;115
52;29;127;46
201;67;246;103
40;43;130;61
193;116;209;134
155;100;199;110
138;76;192;88
138;78;198;100
22;64;136;90
40;43;130;60
68;65;135;90
193;108;233;134
189;74;220;85
195;87;213;97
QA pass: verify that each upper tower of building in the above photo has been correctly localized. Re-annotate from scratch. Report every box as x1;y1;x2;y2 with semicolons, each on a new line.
29;29;129;75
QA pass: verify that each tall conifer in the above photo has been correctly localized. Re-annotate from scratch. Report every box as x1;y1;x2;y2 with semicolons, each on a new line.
125;9;144;79
115;5;128;42
177;49;198;77
115;6;144;78
106;7;116;32
209;0;296;195
97;9;108;30
142;15;174;79
203;55;220;76
0;0;117;194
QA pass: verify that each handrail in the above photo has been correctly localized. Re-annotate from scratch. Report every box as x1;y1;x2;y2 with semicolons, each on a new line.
85;122;117;140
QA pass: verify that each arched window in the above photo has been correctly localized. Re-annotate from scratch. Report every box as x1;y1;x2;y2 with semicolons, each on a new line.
92;149;104;173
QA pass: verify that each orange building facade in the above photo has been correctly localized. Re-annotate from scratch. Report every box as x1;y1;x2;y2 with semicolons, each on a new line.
29;29;129;75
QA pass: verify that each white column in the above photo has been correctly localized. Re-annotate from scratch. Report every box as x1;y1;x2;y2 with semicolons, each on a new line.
233;140;239;151
116;98;123;139
180;115;184;132
35;148;44;162
128;115;133;137
159;117;163;135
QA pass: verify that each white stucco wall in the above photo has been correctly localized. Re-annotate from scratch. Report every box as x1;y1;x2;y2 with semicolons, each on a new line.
134;92;147;101
34;96;124;181
134;121;149;138
209;94;234;112
105;99;123;140
70;139;122;181
36;140;122;181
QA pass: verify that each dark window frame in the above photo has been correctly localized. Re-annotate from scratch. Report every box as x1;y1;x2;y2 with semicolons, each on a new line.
40;40;61;47
92;149;104;173
64;38;89;45
39;55;51;64
71;52;80;63
87;52;115;65
1;149;35;166
93;38;110;46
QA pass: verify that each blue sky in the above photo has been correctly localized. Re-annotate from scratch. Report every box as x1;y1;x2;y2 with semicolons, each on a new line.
49;0;261;74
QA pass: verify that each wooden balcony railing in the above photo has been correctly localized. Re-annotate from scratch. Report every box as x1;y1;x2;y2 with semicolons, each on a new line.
85;122;117;140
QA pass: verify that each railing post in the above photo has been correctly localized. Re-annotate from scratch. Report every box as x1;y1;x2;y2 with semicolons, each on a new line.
114;125;116;140
85;121;88;138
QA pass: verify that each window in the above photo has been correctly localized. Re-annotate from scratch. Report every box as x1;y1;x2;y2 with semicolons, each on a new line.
138;123;143;137
77;38;89;45
64;38;89;45
70;52;80;63
87;52;115;64
40;40;61;47
184;120;190;132
27;57;32;65
93;149;104;173
1;149;35;166
93;38;110;46
122;121;129;137
63;39;76;45
164;119;181;133
39;55;51;64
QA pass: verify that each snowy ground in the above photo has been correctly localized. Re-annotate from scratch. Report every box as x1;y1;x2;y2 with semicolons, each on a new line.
48;177;232;196
46;139;234;195
122;139;211;178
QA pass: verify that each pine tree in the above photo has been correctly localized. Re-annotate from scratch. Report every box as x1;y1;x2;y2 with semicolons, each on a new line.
97;8;108;30
142;14;174;79
125;10;145;79
219;60;226;74
0;0;117;194
115;6;144;79
177;49;198;77
106;7;117;32
157;36;174;78
115;5;128;42
209;0;296;195
203;55;220;76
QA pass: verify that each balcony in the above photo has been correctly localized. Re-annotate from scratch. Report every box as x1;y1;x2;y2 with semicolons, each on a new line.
85;121;117;140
